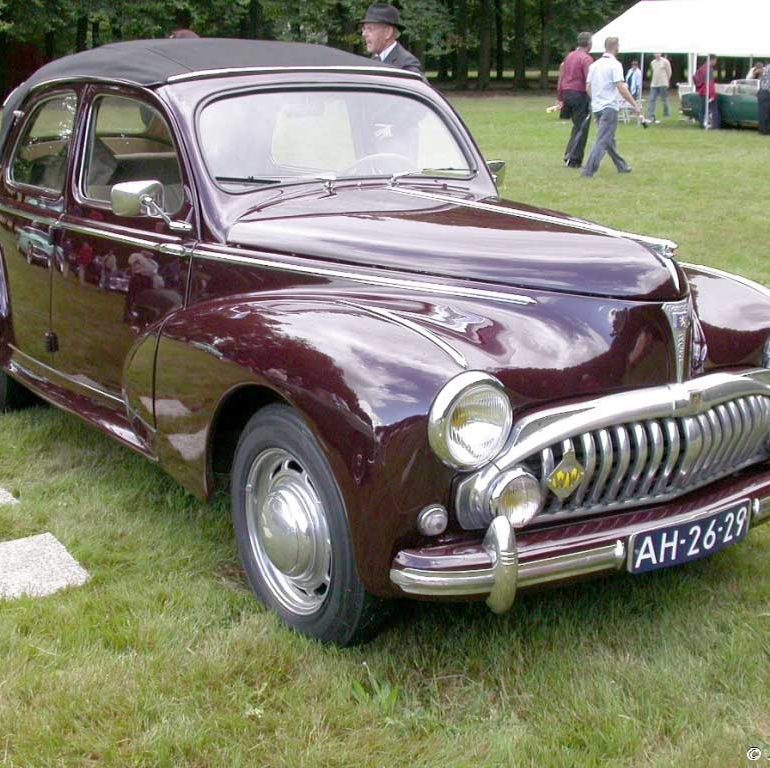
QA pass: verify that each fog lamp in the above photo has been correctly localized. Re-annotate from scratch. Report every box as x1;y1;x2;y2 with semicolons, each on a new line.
489;468;542;528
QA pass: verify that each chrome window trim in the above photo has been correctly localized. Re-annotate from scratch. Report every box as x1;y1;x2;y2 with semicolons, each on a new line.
167;66;422;84
5;90;79;199
457;369;770;529
75;91;186;213
193;245;537;306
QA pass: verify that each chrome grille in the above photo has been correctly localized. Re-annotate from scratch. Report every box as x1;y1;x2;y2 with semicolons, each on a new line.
530;395;770;522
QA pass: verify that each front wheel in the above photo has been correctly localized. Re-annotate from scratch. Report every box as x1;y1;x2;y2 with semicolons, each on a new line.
231;404;384;645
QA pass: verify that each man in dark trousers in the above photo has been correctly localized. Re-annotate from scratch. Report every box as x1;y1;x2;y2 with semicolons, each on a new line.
558;31;594;169
360;3;422;74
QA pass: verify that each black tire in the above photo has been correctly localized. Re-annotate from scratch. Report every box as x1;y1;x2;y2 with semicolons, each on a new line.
231;403;385;645
0;370;34;412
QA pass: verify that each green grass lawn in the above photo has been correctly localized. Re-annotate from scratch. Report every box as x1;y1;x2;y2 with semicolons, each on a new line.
1;94;769;767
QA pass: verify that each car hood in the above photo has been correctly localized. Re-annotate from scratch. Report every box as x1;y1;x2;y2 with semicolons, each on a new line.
227;186;682;301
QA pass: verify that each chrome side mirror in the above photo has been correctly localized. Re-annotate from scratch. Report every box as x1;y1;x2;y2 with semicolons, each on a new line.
111;180;164;218
110;180;192;233
486;160;507;190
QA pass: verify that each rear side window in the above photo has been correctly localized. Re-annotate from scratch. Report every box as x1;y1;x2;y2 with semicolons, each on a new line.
9;92;77;194
82;95;184;214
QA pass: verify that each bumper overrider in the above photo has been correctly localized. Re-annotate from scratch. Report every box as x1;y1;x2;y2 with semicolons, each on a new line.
391;369;770;611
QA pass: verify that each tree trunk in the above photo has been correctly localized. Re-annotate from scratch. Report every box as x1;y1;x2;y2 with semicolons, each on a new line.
92;20;100;48
76;13;89;52
478;0;493;90
513;0;527;89
538;0;551;90
454;0;469;89
494;0;504;80
247;0;265;39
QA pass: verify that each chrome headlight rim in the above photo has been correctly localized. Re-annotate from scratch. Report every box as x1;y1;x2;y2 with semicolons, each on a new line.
428;371;513;471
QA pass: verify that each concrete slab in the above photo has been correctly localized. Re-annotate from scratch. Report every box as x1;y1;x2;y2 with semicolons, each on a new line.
0;487;19;506
0;532;90;600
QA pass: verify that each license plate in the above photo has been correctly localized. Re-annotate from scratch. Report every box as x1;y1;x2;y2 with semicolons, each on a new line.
628;500;751;574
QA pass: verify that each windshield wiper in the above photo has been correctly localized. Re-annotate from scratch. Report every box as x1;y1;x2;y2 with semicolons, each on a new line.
390;167;477;185
216;175;281;186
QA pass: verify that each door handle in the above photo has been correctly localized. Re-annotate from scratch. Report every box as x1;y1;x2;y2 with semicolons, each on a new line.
158;243;187;257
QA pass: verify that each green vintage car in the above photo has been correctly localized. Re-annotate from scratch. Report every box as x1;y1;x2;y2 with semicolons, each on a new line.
681;79;760;128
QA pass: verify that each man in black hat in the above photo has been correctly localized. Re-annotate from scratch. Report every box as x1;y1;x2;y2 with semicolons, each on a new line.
360;3;422;74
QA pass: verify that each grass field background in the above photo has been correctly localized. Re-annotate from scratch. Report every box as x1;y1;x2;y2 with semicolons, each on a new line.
1;95;769;767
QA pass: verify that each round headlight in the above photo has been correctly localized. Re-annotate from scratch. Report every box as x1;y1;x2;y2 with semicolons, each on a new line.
490;468;542;527
428;372;513;470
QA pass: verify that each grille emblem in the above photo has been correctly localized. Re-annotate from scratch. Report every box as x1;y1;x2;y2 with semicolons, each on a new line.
546;451;585;500
663;299;692;383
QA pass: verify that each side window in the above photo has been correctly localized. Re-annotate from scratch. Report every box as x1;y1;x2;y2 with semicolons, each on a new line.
83;95;184;214
9;92;77;194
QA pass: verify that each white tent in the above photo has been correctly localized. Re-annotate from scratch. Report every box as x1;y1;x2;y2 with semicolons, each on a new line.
590;0;770;128
590;0;770;57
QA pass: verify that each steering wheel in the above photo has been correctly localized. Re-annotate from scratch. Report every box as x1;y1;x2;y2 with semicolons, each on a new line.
343;153;417;177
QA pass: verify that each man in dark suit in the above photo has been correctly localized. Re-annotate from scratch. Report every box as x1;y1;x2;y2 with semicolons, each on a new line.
360;3;422;74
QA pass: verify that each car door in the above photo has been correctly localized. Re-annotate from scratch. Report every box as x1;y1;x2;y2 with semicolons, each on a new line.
52;87;196;413
0;89;79;370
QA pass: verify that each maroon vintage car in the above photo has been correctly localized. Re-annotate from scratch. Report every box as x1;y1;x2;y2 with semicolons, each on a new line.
1;40;769;645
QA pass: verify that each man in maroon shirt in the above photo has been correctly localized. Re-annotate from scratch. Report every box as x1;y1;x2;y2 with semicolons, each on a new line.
558;32;594;168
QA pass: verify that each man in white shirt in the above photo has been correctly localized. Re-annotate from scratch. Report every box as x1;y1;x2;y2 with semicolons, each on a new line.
647;52;672;121
582;37;642;178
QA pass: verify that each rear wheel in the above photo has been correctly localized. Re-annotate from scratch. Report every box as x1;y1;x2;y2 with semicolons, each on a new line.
231;404;384;645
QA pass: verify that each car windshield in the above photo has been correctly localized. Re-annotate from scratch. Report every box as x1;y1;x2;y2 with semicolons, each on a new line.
198;89;472;190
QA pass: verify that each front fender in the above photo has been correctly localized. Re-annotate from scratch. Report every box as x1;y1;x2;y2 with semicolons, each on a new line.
683;262;770;368
152;294;466;595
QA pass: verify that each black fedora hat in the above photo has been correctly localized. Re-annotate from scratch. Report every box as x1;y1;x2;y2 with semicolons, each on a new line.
360;3;405;30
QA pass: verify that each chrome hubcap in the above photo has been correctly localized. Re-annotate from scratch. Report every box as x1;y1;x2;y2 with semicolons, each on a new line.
245;448;332;615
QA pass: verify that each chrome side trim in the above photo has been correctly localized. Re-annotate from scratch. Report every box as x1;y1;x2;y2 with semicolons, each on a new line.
9;346;124;406
166;65;422;84
392;188;678;255
194;246;537;306
338;300;468;368
58;221;181;248
0;202;58;226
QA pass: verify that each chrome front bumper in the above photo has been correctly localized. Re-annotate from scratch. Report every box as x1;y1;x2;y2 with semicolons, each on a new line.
390;490;770;613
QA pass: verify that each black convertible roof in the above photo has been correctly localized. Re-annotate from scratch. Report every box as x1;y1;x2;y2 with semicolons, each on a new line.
1;38;414;152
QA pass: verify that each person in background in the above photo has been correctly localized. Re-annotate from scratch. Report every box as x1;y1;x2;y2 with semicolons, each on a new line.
746;62;765;80
581;37;642;178
647;52;672;121
169;10;199;38
694;55;720;129
360;3;422;74
758;64;770;135
625;60;642;99
558;31;594;169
